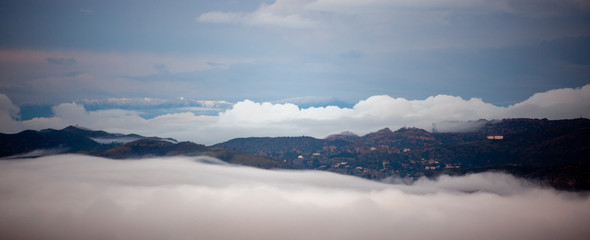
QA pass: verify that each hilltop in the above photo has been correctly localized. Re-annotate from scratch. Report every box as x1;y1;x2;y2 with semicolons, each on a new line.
2;118;589;190
215;118;590;190
0;126;289;169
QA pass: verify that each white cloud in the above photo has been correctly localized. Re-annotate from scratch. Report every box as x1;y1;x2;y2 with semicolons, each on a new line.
507;85;590;119
408;172;538;195
306;0;588;16
0;49;254;104
197;11;243;23
197;0;317;28
0;94;22;133
19;104;217;142
197;0;590;52
0;155;588;240
1;147;69;159
1;85;589;144
211;85;590;140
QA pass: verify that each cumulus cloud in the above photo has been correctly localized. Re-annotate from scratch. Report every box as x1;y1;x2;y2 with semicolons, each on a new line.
1;85;590;144
211;85;590;140
17;103;219;143
507;85;590;119
0;155;588;240
0;94;22;133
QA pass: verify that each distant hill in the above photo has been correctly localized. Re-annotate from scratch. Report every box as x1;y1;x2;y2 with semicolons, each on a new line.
60;125;177;144
2;119;589;190
357;127;439;150
99;138;290;169
99;139;203;158
0;126;290;169
213;136;326;161
431;118;590;168
325;131;359;141
0;126;177;158
0;128;104;157
214;118;590;190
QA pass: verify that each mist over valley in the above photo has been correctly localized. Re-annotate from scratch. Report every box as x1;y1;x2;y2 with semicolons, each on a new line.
1;154;589;240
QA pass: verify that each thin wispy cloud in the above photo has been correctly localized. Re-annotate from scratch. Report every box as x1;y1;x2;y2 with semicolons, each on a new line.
197;1;317;28
198;0;590;49
1;49;247;76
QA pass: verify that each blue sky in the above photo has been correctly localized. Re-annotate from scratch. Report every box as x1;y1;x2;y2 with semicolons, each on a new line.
1;0;590;143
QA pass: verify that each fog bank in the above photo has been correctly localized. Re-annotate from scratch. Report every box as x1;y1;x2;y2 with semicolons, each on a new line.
1;155;589;240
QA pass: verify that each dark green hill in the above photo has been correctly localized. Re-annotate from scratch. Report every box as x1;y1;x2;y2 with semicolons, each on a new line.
61;125;177;143
433;118;590;168
99;138;290;169
358;127;439;150
0;126;291;169
99;139;186;158
0;128;104;157
214;136;326;156
3;119;589;189
213;118;590;190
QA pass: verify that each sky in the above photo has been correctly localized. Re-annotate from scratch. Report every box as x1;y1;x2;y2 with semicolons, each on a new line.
1;0;590;144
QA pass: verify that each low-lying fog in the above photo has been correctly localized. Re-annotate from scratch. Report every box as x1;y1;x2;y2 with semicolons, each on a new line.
1;155;588;240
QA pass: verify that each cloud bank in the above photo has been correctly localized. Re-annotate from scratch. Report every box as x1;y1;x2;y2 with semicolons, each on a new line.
1;85;589;144
0;49;252;104
0;155;588;240
198;0;590;51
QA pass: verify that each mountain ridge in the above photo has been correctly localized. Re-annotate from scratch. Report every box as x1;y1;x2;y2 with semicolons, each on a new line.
214;118;590;190
0;126;289;169
2;118;589;190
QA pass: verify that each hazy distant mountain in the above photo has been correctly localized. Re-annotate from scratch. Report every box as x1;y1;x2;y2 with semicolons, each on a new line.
60;125;177;144
0;126;177;158
0;128;102;157
0;126;290;169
